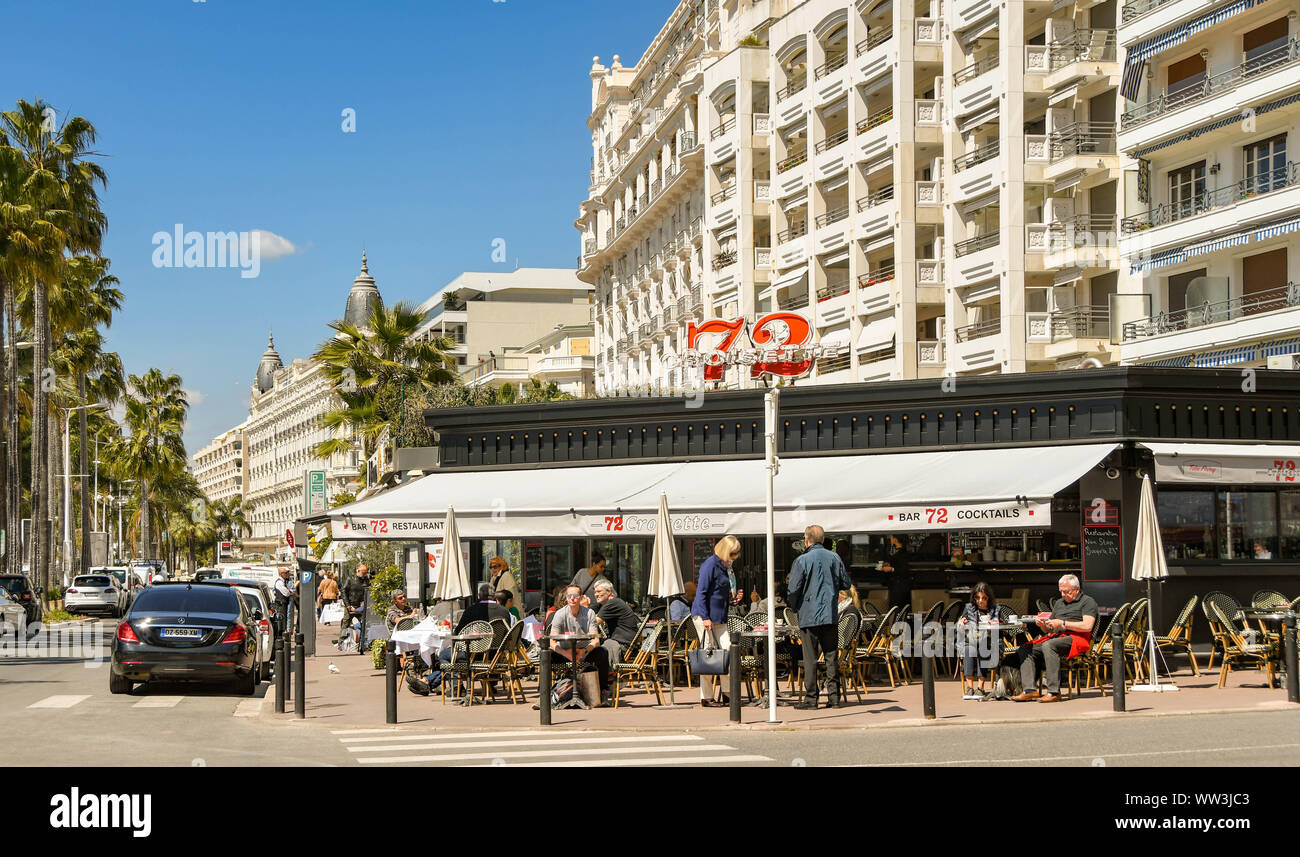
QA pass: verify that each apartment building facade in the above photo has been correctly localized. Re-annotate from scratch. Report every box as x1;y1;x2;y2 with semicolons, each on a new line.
1116;0;1300;369
578;0;1128;392
190;421;248;507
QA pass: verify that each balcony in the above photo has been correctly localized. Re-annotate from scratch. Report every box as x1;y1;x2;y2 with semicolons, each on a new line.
778;221;809;243
856;27;893;55
661;306;678;330
1122;282;1300;342
777;149;808;174
954;318;1001;342
815;127;850;154
1050;305;1112;341
814;53;848;80
814;205;851;228
817;278;852;301
711;115;737;140
690;217;703;242
535;355;595;375
816;353;852;375
1047;29;1117;71
639;322;653;338
584;238;597;256
858;263;896;288
777;291;810;311
680;131;698;151
1120;0;1174;24
954;232;1000;257
857;185;895;211
690;285;702;311
712;249;739;270
953;140;999;173
1032;214;1119;252
1049;122;1116;161
460;355;531;387
711;183;737;205
778;75;808;102
954;55;999;85
1121;39;1300;129
1121;162;1300;232
856;106;894;135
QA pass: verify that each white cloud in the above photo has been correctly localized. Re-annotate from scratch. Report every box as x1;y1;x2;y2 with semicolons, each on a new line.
250;229;298;261
184;389;207;406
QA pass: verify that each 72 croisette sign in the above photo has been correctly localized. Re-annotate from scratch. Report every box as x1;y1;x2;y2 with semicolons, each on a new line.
674;312;845;381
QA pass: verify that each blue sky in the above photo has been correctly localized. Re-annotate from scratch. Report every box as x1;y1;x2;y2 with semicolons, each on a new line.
4;0;675;452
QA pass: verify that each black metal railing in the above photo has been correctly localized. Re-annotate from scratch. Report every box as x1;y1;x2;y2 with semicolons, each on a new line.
817;353;851;374
815;127;850;153
856;106;894;134
1121;162;1300;232
856;27;893;55
1122;39;1300;128
952;139;999;172
814;205;850;228
1122;282;1300;342
777;291;810;310
711;116;737;140
817;278;851;301
778;221;809;242
860;346;896;365
1051;305;1111;340
814;52;848;79
1047;29;1117;70
954;232;999;257
954;318;1001;342
1049;121;1116;160
858;263;896;287
857;185;895;210
1122;0;1173;23
778;75;808;101
777;149;809;173
953;55;999;84
711;183;737;205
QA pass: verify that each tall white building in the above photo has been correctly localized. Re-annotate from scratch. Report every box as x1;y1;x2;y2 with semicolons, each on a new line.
1116;0;1300;369
578;0;1131;392
190;421;248;507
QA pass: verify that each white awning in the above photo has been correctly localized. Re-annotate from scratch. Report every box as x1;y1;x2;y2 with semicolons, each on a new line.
327;443;1118;539
856;315;897;351
819;325;852;347
1140;442;1300;484
773;268;808;292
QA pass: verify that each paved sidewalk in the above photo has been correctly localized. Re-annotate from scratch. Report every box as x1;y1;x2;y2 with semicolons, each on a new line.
264;620;1298;732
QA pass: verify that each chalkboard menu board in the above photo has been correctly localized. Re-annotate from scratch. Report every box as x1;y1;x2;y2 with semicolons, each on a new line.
691;538;716;582
524;541;543;591
1082;525;1123;582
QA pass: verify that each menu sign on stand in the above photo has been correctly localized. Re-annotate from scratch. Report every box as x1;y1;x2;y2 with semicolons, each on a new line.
524;541;543;592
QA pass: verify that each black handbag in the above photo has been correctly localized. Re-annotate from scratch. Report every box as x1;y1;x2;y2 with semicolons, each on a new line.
689;646;730;675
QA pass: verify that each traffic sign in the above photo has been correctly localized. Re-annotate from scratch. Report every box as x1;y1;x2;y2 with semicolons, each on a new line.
285;529;295;549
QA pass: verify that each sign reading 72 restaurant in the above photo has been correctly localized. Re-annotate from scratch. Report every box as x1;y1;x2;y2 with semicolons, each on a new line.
679;312;845;381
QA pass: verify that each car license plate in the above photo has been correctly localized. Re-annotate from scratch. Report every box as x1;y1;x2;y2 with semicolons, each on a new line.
160;628;201;639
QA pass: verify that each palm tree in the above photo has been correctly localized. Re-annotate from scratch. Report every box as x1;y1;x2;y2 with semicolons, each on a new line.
210;496;252;552
0;100;107;594
113;369;187;561
169;496;215;577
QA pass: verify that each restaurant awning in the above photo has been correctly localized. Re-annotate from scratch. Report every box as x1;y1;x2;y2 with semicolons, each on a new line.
326;443;1118;540
1141;442;1300;484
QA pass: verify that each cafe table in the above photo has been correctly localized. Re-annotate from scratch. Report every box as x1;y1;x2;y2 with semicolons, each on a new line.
739;625;796;707
544;632;597;710
390;617;454;666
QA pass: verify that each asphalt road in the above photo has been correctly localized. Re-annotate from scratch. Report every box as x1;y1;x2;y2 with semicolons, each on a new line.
3;623;1298;768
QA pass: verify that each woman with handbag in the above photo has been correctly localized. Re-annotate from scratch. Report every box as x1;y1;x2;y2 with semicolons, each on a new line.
690;535;741;708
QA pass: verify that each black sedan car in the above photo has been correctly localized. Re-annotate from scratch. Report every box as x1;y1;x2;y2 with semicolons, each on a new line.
110;582;262;695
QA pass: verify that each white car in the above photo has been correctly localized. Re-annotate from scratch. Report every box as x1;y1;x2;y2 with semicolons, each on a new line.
64;573;127;617
0;592;26;636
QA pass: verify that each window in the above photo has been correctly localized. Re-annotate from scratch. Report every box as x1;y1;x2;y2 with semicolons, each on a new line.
1243;18;1289;65
1166;268;1205;314
1157;490;1215;560
1168;162;1205;219
1243;134;1286;195
1217;489;1277;559
1166;53;1206;93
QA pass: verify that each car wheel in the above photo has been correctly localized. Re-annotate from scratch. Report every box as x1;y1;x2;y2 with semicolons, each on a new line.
235;666;257;696
109;670;134;695
261;660;273;682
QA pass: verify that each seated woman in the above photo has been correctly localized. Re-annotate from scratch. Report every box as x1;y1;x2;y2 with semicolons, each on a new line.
836;586;862;621
958;582;1008;700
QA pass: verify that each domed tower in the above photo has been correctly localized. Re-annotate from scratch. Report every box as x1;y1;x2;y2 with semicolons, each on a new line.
343;250;384;328
254;331;283;394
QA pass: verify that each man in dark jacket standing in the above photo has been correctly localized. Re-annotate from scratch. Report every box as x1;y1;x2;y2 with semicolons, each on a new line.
788;525;852;710
339;564;370;650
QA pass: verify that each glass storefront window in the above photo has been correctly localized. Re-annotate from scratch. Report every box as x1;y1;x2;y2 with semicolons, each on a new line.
1281;491;1300;560
1216;489;1277;560
1158;491;1216;561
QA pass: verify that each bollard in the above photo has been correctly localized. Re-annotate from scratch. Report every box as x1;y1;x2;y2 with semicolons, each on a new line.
294;632;306;719
1111;617;1125;713
729;644;742;723
283;635;292;703
1284;613;1299;704
385;640;398;724
538;645;552;726
921;628;935;720
274;637;287;714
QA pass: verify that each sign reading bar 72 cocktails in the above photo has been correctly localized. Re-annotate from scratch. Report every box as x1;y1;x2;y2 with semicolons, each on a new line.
681;312;845;381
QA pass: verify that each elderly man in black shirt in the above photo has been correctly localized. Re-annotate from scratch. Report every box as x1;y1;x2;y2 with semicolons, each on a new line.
1011;574;1098;703
592;580;638;666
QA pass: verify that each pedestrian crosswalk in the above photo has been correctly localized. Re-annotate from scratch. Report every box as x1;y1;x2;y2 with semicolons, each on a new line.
24;692;265;716
329;728;772;767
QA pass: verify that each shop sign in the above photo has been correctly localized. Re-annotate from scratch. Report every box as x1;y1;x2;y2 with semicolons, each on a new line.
1158;454;1299;484
584;513;727;535
680;312;845;381
335;516;445;539
864;501;1049;531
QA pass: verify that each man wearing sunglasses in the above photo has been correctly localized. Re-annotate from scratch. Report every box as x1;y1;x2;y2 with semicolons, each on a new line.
548;583;610;705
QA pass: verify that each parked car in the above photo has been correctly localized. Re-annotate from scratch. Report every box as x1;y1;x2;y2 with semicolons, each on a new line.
198;580;275;681
193;568;223;582
0;573;43;626
110;582;261;695
65;573;128;618
0;591;27;635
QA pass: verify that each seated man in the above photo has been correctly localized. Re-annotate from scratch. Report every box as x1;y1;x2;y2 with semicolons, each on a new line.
593;580;637;667
385;590;416;632
548;584;610;705
1010;574;1097;703
668;582;695;622
454;582;512;633
497;590;521;624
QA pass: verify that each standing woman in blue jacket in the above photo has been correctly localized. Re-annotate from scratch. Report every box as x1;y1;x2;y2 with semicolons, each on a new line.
691;535;741;707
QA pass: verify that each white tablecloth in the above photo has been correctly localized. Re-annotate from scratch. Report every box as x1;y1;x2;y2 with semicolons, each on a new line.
391;618;454;666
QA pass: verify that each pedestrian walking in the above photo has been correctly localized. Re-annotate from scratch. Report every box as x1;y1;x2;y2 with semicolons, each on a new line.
691;535;740;707
789;525;851;710
338;564;370;651
317;570;339;622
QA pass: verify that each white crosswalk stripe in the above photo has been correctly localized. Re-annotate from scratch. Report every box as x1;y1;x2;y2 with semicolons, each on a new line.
27;695;90;709
132;695;184;709
333;729;771;767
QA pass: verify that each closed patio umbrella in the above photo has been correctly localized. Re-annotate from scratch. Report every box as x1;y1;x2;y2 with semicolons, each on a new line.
1131;474;1178;692
432;507;471;604
647;493;688;708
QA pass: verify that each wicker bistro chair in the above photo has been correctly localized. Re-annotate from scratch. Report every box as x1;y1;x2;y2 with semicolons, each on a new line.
855;606;909;688
1202;592;1245;671
1291;595;1300;613
439;620;495;705
1154;595;1200;676
469;620;528;704
1248;590;1289;639
1207;601;1278;688
726;615;766;700
1035;599;1051;614
612;622;664;708
1122;600;1151;683
656;616;700;687
1089;603;1129;687
1060;611;1111;698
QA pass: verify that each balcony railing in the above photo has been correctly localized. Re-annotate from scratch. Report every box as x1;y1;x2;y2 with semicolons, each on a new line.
856;27;893;55
952;140;999;172
1122;282;1300;342
639;323;653;338
778;221;809;243
1121;162;1300;232
814;52;848;79
711;183;737;205
856;106;894;134
460;355;531;384
953;55;999;85
1049;121;1116;160
637;193;648;210
777;75;808;102
711;115;737;140
1050;305;1111;341
1040;214;1119;250
661;306;677;328
650;179;661;200
777;149;808;173
816;353;851;374
689;285;702;310
1122;39;1300;128
680;131;698;151
817;278;851;301
857;185;895;210
860;346;895;365
815;205;851;228
815;127;850;154
777;291;810;310
954;318;1001;342
954;232;1000;257
689;217;703;239
858;263;896;287
584;238;597;255
1121;0;1173;23
1047;29;1117;70
712;249;739;270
